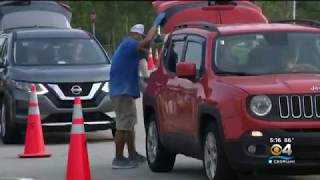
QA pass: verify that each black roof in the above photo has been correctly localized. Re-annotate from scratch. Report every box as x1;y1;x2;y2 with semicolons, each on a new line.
11;28;92;39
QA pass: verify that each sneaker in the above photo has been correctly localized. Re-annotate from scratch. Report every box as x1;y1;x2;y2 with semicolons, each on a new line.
112;157;138;169
129;152;147;164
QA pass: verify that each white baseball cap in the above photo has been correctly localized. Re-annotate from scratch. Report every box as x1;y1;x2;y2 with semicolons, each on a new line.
130;24;145;36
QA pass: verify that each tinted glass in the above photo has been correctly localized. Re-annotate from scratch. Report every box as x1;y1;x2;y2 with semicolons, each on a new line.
166;40;184;72
15;38;109;66
185;41;203;71
215;32;320;75
1;11;70;30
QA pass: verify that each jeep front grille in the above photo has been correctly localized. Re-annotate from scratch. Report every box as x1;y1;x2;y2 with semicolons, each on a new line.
279;95;320;119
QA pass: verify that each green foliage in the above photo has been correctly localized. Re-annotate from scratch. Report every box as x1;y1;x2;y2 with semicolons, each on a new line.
256;1;320;22
65;1;155;54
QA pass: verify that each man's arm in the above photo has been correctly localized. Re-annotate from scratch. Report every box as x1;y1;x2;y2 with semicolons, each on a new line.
138;26;157;51
137;13;166;51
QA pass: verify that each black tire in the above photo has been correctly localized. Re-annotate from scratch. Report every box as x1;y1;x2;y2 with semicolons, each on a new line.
0;98;20;144
146;114;176;172
203;123;237;180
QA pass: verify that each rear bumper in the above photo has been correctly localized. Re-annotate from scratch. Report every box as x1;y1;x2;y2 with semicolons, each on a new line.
12;89;115;132
225;128;320;174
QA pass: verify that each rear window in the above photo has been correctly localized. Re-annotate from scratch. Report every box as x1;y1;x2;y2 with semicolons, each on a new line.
1;11;71;30
14;38;110;66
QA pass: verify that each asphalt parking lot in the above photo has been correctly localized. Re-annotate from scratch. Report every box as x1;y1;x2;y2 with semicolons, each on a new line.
0;98;319;180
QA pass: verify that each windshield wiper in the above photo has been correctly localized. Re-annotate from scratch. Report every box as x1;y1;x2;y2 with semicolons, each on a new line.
215;71;255;76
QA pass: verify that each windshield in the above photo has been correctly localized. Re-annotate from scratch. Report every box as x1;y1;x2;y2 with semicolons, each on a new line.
14;38;110;66
214;32;320;75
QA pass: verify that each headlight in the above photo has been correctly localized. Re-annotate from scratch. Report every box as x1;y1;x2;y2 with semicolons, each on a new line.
250;95;272;116
101;82;109;93
10;80;48;95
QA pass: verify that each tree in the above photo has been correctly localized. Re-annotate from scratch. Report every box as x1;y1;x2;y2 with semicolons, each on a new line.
64;1;155;54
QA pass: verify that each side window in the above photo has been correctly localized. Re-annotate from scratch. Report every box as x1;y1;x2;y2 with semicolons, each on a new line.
185;41;203;72
165;37;185;73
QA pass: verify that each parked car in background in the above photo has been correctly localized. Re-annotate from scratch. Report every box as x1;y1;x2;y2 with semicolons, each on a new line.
0;0;71;31
0;27;115;144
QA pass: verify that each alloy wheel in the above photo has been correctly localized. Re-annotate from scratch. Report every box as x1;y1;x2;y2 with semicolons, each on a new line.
147;121;158;163
204;132;218;180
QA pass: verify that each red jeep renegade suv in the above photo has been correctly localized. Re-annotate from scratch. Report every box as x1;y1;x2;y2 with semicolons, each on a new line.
143;18;320;180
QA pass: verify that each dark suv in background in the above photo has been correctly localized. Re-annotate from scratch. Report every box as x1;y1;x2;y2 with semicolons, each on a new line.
0;28;115;144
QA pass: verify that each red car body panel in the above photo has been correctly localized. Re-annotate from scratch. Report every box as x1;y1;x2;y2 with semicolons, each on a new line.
152;0;268;33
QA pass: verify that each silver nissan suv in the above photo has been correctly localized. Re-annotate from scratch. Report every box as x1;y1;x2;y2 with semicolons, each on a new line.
0;27;115;144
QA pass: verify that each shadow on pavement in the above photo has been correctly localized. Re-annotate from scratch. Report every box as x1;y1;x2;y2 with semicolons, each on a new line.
43;130;114;145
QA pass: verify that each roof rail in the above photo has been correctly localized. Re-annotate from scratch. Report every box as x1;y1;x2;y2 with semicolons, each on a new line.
175;21;219;32
271;19;320;28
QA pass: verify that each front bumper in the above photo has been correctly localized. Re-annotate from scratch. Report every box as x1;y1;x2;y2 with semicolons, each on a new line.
225;128;320;174
12;89;115;132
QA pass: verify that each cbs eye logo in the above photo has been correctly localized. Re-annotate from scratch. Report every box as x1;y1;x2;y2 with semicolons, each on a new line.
271;144;282;156
270;144;292;156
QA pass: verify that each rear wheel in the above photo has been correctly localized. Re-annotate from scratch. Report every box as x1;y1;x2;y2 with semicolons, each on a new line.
0;99;20;144
203;123;237;180
146;114;176;172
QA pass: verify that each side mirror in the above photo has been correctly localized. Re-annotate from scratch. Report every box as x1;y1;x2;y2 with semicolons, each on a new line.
176;62;197;79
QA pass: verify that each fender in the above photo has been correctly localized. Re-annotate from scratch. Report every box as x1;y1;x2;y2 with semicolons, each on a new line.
198;103;225;143
142;95;159;131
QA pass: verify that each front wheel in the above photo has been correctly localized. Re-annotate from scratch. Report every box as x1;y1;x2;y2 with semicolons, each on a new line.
146;115;176;172
203;123;237;180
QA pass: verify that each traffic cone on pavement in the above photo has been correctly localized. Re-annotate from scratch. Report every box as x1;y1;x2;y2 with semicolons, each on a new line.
147;48;155;70
18;84;51;158
154;48;159;67
66;97;91;180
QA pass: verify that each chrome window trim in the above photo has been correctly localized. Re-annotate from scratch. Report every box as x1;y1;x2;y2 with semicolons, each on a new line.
48;83;102;100
291;95;302;119
279;96;290;119
303;95;313;118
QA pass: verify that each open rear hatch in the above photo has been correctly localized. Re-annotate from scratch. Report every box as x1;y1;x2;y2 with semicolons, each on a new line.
152;0;268;33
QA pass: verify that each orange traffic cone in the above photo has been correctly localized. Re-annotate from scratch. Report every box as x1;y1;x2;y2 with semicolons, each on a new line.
18;84;51;158
66;97;91;180
147;48;155;70
154;48;159;67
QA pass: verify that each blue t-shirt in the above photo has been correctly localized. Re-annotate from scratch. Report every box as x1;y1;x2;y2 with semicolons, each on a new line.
109;38;140;98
